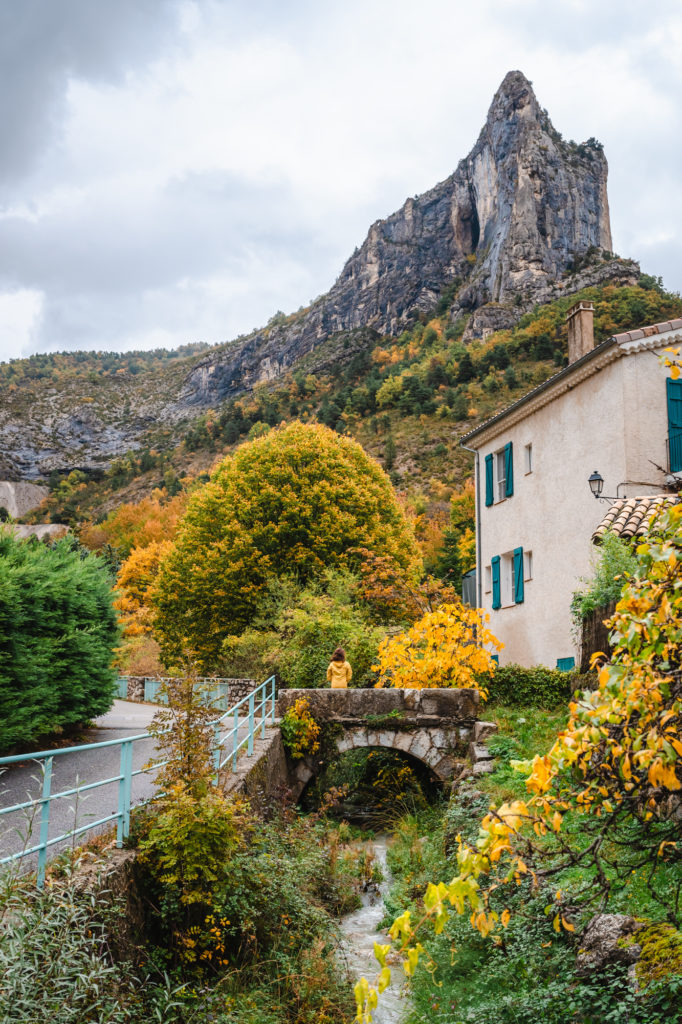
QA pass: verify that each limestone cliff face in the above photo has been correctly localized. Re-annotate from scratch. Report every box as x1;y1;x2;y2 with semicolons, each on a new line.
0;71;622;478
181;70;612;406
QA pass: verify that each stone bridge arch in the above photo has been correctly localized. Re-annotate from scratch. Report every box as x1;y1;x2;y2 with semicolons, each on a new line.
277;687;481;802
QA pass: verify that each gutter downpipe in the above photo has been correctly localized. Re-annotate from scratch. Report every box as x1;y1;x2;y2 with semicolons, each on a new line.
459;440;482;610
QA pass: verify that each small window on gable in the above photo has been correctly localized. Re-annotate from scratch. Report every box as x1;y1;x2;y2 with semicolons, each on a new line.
524;550;533;580
484;565;492;593
524;443;533;474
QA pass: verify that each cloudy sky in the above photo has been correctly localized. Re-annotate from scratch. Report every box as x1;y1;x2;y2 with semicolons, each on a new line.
0;0;680;364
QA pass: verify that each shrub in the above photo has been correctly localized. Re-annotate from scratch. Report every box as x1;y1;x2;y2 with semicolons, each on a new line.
484;664;583;708
221;571;386;688
280;697;321;759
274;574;386;689
0;878;136;1023
374;602;501;693
152;421;419;667
138;785;248;912
571;531;638;623
0;533;119;751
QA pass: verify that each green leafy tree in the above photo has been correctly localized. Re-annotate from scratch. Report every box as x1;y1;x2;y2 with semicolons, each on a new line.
152;422;419;668
0;533;119;750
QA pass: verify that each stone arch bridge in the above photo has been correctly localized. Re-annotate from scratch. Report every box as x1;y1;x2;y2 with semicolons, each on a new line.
276;687;489;801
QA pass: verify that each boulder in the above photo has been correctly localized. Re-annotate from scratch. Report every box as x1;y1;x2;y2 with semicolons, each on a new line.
576;914;643;974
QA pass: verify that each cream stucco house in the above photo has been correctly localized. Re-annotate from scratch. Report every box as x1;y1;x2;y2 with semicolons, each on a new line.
459;303;682;668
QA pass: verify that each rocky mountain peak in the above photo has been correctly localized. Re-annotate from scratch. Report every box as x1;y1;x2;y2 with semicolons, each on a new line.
177;71;616;407
486;69;541;123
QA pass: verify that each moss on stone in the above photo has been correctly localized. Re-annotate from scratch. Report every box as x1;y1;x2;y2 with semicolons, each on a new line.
622;921;682;986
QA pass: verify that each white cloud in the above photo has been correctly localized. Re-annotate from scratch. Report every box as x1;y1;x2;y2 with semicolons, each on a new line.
0;0;680;363
0;289;44;362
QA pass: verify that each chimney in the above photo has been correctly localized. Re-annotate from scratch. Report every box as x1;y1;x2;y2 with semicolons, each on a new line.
566;301;595;363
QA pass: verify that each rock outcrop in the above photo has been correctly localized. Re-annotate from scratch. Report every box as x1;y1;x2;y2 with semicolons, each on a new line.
0;71;627;478
181;70;614;406
0;480;48;517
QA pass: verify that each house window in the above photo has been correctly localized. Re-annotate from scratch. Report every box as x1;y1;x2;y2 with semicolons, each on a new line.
501;551;514;606
496;450;507;501
491;547;526;608
485;442;513;505
667;378;682;472
484;565;492;593
524;443;533;474
524;550;533;580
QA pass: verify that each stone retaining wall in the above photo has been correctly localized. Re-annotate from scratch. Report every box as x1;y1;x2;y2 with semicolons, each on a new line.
121;676;258;706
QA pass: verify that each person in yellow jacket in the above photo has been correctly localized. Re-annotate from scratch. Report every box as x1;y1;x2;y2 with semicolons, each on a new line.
326;647;352;688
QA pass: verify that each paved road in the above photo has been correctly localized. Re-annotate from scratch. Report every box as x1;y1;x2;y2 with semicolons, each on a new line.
0;701;160;871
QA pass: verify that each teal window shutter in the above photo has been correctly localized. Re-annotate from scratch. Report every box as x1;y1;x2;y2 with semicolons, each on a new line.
556;657;575;672
491;556;501;609
513;546;524;603
667;378;682;472
491;654;499;665
505;442;514;497
485;454;494;506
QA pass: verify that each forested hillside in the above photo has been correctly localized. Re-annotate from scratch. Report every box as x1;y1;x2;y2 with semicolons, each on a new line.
22;276;682;590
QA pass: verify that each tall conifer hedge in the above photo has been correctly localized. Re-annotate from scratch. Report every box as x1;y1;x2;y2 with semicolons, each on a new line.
0;533;119;751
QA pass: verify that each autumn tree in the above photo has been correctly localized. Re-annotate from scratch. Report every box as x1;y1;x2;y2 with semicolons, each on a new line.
152;421;420;668
80;490;187;559
435;478;475;589
115;540;174;637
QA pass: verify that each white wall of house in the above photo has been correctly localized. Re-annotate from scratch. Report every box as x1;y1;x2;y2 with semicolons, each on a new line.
472;339;673;668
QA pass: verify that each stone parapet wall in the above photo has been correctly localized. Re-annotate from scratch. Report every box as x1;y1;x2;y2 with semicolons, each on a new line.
277;686;480;724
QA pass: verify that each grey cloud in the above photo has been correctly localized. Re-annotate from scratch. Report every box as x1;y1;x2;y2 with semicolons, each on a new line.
0;170;322;294
0;0;181;190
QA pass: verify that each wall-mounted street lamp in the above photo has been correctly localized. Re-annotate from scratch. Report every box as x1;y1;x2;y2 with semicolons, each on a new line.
588;470;666;501
588;470;624;501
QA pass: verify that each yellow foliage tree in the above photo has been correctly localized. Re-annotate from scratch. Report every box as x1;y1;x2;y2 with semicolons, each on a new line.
373;601;502;694
152;421;420;668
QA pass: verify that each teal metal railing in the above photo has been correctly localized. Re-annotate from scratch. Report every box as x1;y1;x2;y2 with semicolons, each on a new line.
0;676;276;887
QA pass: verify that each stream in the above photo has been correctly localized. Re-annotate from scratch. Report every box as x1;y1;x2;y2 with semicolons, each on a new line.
339;836;408;1023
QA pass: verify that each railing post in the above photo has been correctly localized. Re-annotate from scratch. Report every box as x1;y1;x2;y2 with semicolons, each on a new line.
232;707;239;771
270;676;276;722
122;740;133;841
260;682;266;739
213;721;222;777
116;742;127;847
247;691;255;755
36;756;53;888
